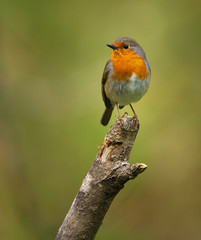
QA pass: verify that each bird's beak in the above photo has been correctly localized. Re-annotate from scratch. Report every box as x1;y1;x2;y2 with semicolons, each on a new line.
106;44;118;50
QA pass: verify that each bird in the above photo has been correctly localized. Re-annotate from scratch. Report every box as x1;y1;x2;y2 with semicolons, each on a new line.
100;37;151;126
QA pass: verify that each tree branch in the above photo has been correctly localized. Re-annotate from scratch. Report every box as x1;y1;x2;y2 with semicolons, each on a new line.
55;114;147;240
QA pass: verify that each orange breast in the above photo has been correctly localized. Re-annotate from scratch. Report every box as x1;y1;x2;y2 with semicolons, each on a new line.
111;49;149;81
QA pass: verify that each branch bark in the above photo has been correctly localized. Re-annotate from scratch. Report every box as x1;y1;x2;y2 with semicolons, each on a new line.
55;114;147;240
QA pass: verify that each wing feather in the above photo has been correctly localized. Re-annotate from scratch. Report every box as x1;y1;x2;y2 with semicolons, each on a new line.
101;59;112;108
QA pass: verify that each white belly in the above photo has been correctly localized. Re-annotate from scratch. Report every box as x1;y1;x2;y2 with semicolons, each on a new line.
105;73;150;106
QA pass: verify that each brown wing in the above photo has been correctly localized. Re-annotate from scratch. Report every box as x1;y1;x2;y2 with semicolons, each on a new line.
101;59;112;108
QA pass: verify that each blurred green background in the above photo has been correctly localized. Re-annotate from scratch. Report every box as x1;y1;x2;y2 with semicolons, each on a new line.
1;0;201;239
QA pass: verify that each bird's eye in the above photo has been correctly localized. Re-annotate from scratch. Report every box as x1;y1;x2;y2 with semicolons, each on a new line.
123;44;129;49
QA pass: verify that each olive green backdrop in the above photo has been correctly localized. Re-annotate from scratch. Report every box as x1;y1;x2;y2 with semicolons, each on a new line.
1;0;201;239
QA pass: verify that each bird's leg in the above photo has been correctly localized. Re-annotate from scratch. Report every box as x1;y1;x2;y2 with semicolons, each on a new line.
116;103;124;126
130;104;137;119
116;103;120;119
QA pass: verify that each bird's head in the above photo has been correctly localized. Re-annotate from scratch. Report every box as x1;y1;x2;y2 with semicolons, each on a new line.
107;37;146;59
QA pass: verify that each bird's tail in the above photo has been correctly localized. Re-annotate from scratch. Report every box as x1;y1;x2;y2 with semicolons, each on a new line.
100;107;114;126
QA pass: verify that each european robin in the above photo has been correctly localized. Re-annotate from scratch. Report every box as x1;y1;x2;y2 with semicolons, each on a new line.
100;37;151;126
